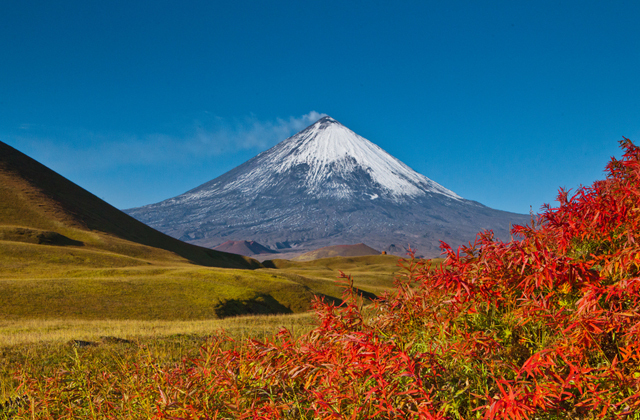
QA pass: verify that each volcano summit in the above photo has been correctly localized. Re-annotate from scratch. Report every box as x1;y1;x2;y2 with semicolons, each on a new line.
126;116;528;257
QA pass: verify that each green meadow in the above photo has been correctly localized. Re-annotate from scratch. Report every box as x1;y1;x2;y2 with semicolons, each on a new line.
0;251;433;402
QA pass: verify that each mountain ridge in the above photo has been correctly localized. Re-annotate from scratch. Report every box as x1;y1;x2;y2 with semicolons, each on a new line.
212;240;279;257
126;116;530;257
292;243;381;262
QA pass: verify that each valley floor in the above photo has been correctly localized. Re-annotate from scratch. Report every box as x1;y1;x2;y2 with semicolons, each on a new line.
0;254;438;402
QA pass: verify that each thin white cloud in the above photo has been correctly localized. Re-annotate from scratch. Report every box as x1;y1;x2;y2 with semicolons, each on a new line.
193;111;326;151
5;111;327;172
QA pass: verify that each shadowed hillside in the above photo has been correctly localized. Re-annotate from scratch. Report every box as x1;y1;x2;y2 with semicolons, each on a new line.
0;141;260;269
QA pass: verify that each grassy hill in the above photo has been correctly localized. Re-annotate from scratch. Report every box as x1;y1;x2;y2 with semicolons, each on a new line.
0;141;259;270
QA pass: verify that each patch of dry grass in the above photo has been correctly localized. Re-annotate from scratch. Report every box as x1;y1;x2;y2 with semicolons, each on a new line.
0;312;318;347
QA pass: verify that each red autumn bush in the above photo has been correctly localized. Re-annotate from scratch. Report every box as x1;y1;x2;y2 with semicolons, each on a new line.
12;138;640;419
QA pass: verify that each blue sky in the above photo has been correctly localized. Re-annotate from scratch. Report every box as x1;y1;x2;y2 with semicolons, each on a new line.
2;1;639;214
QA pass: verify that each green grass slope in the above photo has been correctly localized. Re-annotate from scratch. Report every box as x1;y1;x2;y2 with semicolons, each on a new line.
0;141;259;269
0;266;320;320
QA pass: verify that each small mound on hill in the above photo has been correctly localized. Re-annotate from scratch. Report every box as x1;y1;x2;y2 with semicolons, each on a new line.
292;243;380;261
212;240;279;257
0;226;83;246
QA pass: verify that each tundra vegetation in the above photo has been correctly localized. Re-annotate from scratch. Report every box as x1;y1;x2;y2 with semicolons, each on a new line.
3;139;640;419
0;255;408;417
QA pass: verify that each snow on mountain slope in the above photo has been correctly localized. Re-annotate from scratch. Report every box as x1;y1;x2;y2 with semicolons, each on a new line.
183;116;460;202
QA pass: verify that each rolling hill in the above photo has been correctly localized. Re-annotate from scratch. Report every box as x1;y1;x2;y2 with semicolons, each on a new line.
0;140;260;270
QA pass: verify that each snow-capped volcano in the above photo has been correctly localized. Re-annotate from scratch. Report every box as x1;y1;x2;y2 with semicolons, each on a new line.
126;116;528;258
218;116;460;201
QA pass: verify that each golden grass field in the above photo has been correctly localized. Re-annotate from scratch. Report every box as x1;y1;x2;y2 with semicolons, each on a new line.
0;252;428;342
0;247;446;399
0;254;439;402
